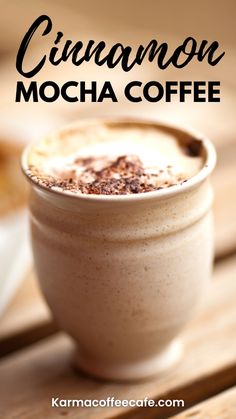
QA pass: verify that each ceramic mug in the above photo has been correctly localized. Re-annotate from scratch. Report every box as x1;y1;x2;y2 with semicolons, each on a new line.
22;119;216;380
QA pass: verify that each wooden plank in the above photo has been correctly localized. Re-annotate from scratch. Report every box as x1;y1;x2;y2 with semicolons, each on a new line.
172;386;236;418
0;270;57;357
0;255;236;419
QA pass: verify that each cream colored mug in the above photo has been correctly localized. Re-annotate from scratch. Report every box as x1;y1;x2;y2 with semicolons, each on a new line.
22;119;216;380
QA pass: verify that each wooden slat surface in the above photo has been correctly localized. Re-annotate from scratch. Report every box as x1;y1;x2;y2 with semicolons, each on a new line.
0;270;56;356
173;386;236;418
1;255;236;419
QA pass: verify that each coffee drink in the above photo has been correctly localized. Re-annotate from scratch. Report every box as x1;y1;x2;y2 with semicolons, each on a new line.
22;119;216;380
26;121;204;195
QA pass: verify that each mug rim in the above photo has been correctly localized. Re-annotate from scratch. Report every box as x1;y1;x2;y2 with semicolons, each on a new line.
21;117;217;203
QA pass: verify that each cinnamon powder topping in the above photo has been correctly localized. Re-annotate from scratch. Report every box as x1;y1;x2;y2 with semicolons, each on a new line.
27;154;187;195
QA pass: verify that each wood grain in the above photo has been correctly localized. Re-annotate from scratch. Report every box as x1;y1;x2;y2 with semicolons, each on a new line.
0;270;56;356
0;255;236;419
172;386;236;418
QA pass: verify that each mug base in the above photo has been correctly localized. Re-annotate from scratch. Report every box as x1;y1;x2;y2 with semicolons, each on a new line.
74;339;182;381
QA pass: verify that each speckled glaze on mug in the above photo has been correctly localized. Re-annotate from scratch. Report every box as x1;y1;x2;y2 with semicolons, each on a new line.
22;119;216;381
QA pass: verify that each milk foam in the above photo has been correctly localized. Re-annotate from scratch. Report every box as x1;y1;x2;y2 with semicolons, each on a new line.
27;121;204;194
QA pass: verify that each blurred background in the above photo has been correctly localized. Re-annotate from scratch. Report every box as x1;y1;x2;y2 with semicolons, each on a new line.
0;0;236;352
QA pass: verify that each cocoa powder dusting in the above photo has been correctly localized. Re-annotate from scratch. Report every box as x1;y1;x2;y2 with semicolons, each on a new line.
28;155;187;195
